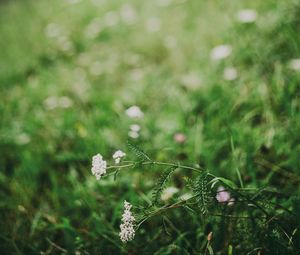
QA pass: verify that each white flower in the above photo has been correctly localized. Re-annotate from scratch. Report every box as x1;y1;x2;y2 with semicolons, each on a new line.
113;150;126;164
91;154;107;180
120;4;137;25
125;105;144;118
119;201;135;243
181;72;201;90
210;45;232;60
223;67;238;81
128;124;141;139
130;124;141;132
237;9;257;23
161;187;179;201
128;130;139;139
288;59;300;71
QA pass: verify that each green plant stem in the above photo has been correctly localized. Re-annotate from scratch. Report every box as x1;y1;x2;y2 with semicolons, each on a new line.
106;161;210;175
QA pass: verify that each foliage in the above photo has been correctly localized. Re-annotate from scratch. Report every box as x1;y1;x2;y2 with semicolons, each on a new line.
0;0;300;254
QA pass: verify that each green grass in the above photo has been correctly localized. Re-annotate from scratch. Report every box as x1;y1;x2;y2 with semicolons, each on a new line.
1;0;300;254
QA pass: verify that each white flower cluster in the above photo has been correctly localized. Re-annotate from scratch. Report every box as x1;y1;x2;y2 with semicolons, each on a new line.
237;9;257;23
113;150;126;164
125;105;144;119
91;154;107;180
210;45;232;61
128;124;141;139
119;201;135;243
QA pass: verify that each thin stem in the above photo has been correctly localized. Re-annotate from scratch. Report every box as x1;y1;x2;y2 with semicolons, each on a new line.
106;161;207;174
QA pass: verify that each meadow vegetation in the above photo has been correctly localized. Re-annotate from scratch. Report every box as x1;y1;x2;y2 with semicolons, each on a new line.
1;0;300;254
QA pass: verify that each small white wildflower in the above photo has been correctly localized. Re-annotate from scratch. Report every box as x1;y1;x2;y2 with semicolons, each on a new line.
15;133;31;145
288;59;300;71
128;130;140;139
128;124;141;139
210;45;232;61
113;150;126;164
119;201;135;243
44;96;59;110
223;67;238;81
120;4;137;25
130;124;141;132
181;72;201;90
161;187;179;201
85;18;103;39
91;153;107;180
125;105;144;118
237;9;257;23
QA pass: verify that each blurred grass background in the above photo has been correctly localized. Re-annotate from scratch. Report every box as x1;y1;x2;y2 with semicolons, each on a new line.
0;0;300;254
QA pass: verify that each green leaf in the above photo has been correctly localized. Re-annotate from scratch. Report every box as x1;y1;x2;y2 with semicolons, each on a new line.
193;171;209;214
152;166;177;205
127;141;151;162
209;177;237;190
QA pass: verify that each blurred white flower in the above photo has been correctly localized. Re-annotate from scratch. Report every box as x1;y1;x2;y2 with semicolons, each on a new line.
104;11;119;27
128;124;141;139
57;36;74;52
145;17;161;32
223;67;238;81
125;105;144;118
288;59;300;71
113;150;126;164
128;130;139;139
130;124;141;132
91;154;107;180
181;72;201;90
120;4;137;25
237;9;257;23
210;45;232;60
44;96;73;110
119;201;135;243
15;133;31;145
161;187;179;201
85;18;103;39
44;96;58;110
44;23;62;38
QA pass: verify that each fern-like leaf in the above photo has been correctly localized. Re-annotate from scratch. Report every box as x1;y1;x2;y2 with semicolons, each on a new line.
193;171;209;214
152;166;177;205
127;141;151;162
